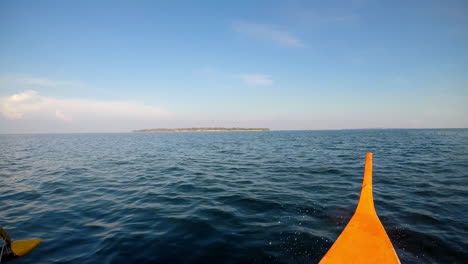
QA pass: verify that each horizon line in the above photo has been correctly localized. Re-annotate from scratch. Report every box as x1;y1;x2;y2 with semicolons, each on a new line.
1;127;467;135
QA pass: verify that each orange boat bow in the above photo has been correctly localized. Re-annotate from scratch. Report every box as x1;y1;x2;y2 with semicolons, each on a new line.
319;153;400;264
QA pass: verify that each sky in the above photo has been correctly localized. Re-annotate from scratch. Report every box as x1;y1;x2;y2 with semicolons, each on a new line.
0;0;467;133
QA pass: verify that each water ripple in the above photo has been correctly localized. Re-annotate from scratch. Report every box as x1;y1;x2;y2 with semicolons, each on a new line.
0;129;467;263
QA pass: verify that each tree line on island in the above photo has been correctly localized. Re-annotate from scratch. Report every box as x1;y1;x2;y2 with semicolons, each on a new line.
133;128;270;132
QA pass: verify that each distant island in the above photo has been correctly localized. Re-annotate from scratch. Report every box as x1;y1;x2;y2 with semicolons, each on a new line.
133;128;270;133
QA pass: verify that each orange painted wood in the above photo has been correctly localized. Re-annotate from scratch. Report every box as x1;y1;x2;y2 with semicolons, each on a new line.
319;153;400;264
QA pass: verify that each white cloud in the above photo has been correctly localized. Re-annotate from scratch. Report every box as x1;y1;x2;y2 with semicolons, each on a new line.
55;110;72;122
232;21;303;47
0;90;170;123
194;68;274;87
17;77;79;87
0;75;81;88
237;74;273;86
0;90;43;120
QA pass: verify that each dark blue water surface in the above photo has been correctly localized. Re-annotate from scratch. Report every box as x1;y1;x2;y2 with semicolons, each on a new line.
1;129;467;263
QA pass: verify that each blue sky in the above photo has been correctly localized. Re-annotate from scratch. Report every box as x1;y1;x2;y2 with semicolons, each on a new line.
0;0;467;133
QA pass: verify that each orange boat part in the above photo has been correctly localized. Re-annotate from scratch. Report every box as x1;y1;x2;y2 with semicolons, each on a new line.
319;153;400;264
11;239;42;257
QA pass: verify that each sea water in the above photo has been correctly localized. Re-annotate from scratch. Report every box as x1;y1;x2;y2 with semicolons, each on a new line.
1;129;467;263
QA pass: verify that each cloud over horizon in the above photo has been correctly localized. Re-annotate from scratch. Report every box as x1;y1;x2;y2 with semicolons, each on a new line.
0;90;170;132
